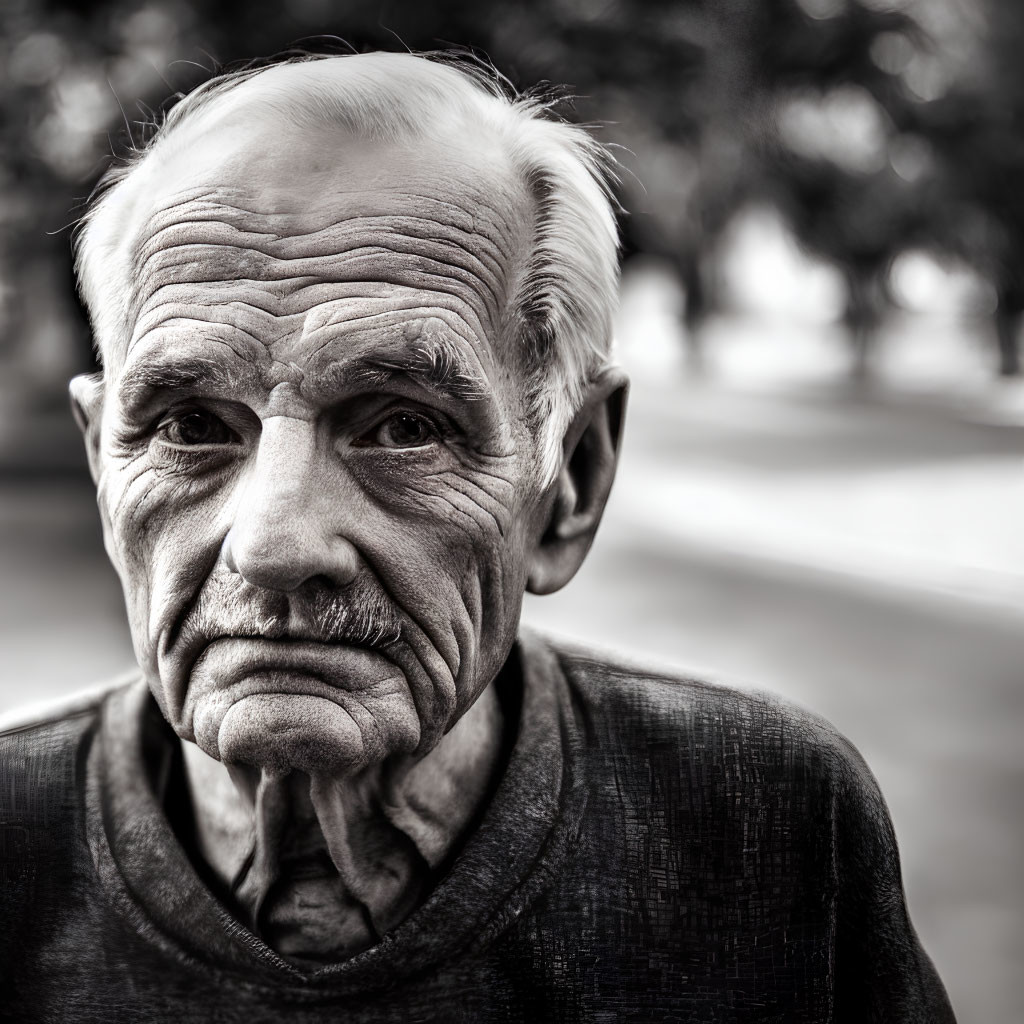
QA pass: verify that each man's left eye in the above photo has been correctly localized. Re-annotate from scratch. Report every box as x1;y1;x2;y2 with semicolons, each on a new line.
359;411;440;449
157;409;239;447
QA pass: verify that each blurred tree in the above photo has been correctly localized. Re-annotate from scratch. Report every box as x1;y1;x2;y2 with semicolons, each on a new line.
0;0;208;405
770;137;935;380
919;0;1024;376
761;2;929;378
541;0;938;379
725;0;933;379
0;0;1016;430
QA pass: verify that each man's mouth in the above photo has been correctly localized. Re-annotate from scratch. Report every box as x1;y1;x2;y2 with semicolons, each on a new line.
194;636;400;696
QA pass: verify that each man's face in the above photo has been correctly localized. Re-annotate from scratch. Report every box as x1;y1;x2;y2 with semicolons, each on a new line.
86;117;551;776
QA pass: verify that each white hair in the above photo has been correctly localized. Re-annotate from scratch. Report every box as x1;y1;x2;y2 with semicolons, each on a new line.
74;52;621;479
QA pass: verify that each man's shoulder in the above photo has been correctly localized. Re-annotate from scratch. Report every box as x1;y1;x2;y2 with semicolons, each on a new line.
0;675;137;797
0;675;135;736
541;633;870;786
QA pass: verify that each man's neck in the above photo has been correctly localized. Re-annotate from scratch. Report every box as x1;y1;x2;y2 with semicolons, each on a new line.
181;683;505;963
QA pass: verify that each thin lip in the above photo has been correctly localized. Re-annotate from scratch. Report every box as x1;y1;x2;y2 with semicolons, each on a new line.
199;635;398;682
181;638;406;712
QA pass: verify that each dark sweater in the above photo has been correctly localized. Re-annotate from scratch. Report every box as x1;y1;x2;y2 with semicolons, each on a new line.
0;630;954;1022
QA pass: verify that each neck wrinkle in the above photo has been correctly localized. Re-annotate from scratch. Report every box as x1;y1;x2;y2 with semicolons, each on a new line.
231;769;289;929
182;679;506;960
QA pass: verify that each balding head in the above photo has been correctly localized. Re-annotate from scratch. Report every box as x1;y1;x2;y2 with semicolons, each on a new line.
75;52;621;473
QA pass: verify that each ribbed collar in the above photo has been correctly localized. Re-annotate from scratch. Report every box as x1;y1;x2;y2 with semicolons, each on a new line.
86;629;585;996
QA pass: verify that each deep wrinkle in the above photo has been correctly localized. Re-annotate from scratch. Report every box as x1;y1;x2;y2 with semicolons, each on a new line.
131;189;520;274
123;191;519;351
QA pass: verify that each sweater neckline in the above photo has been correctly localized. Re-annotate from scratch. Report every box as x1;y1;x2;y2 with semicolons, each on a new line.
85;629;585;994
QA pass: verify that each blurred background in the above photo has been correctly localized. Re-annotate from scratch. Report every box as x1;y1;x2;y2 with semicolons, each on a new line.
0;0;1021;1019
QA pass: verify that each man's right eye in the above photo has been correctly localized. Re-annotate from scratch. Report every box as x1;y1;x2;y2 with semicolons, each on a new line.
157;409;239;447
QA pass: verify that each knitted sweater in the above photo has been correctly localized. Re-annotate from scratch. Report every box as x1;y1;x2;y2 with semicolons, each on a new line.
0;630;955;1022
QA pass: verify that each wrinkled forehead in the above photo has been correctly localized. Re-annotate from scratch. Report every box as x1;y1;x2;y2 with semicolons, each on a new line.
100;108;535;375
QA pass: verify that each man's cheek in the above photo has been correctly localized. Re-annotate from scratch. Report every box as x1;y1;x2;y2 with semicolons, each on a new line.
103;461;227;654
364;505;525;693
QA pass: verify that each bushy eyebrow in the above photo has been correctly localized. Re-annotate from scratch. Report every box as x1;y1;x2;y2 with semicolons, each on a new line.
320;334;490;404
113;333;492;413
116;356;256;413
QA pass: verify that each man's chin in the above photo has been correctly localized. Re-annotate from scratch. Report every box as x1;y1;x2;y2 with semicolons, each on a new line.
177;639;423;776
206;693;373;775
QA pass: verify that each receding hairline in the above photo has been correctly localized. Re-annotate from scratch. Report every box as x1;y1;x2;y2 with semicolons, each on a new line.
80;55;562;347
90;126;539;387
82;53;555;228
74;51;623;478
150;52;522;143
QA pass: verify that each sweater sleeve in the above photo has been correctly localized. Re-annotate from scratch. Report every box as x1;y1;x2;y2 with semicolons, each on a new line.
829;735;957;1023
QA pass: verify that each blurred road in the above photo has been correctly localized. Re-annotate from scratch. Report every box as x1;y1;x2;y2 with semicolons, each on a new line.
1;373;1021;1023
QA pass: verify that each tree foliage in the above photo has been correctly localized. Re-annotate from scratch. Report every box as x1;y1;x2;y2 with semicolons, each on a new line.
0;0;1018;397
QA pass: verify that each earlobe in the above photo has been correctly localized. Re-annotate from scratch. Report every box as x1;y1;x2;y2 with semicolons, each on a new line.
527;369;629;596
69;372;105;483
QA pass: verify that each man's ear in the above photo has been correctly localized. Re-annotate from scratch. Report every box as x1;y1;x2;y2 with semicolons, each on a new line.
69;372;104;484
527;368;628;596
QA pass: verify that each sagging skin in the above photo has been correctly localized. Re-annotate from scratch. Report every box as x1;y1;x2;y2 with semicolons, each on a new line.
71;106;626;962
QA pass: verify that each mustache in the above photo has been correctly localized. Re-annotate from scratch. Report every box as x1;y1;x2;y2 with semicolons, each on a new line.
177;570;403;651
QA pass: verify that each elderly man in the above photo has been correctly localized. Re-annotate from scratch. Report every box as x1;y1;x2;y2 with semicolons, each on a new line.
0;53;953;1021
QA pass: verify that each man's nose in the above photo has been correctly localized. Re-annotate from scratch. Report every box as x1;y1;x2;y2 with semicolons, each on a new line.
220;417;360;592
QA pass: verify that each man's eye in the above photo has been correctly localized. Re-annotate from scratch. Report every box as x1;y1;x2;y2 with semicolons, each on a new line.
360;411;440;449
157;409;238;447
